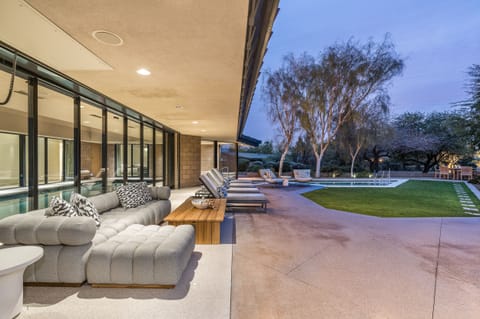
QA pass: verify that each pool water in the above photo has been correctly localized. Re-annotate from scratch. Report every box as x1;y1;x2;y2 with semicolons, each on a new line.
0;180;119;220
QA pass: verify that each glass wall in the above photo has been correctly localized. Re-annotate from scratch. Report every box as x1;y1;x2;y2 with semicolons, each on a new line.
219;143;237;179
0;54;170;218
106;111;123;191
0;70;28;218
80;102;103;196
127;120;141;181
144;125;154;184
38;85;75;208
155;130;163;185
0;133;20;188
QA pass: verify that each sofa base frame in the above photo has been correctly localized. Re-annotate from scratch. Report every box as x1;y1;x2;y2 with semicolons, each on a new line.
24;282;83;287
91;283;175;289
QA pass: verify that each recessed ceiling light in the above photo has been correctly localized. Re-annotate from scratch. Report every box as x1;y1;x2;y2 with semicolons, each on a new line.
192;121;199;124
136;68;151;76
83;121;90;124
92;30;124;46
80;105;85;109
200;129;207;132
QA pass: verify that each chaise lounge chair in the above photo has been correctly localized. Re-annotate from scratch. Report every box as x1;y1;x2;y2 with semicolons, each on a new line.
199;174;268;212
211;168;254;186
293;169;313;182
206;172;260;193
258;168;283;184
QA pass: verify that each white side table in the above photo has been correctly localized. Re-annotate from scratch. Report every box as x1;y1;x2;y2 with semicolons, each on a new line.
0;246;43;319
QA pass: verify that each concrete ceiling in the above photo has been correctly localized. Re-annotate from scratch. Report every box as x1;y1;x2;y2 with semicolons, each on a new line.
1;0;250;141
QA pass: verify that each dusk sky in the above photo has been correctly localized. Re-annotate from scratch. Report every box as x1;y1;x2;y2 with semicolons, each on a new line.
243;0;480;142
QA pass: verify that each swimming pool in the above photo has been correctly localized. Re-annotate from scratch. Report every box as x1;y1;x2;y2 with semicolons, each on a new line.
293;178;408;188
0;180;120;220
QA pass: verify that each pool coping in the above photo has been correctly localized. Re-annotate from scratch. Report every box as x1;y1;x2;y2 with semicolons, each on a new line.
294;178;409;188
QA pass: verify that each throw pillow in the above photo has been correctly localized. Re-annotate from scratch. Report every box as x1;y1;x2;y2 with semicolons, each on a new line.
115;183;147;208
139;181;153;203
47;196;77;217
70;193;101;227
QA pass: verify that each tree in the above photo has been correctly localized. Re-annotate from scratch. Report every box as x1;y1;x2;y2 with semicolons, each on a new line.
361;120;394;172
242;141;274;154
291;134;315;168
337;94;390;176
293;36;403;177
458;64;480;147
391;111;470;173
262;57;299;176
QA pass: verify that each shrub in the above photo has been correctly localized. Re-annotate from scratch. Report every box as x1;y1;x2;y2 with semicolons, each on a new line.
468;176;480;184
355;171;371;178
246;161;264;173
238;158;250;172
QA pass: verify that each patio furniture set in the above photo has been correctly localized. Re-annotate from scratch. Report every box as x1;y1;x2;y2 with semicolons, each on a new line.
199;168;268;212
435;166;473;180
259;168;313;184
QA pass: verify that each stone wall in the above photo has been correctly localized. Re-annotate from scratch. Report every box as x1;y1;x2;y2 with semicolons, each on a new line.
179;134;201;187
201;144;214;173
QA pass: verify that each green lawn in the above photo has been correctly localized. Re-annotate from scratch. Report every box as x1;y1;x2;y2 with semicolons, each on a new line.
302;180;479;217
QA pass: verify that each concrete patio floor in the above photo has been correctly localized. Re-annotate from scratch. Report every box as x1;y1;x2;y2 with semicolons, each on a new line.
231;185;480;319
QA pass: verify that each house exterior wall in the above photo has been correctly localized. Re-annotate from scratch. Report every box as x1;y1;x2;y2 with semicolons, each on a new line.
179;134;201;187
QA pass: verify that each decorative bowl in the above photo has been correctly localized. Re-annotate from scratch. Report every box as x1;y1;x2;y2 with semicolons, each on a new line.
191;198;209;209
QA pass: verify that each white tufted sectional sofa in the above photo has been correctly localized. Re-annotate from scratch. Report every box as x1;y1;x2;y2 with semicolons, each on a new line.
0;187;195;287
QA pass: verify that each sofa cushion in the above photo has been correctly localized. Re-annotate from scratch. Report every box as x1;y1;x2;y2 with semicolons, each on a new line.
0;213;96;246
89;191;120;214
70;193;101;227
149;186;171;200
87;224;195;286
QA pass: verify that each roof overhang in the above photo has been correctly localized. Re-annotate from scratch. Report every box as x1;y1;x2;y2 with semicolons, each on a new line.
0;0;279;142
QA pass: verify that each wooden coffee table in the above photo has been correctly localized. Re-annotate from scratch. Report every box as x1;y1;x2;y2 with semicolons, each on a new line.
165;197;226;244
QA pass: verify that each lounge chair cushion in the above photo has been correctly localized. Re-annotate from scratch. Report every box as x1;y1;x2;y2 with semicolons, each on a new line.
226;192;267;202
226;187;260;193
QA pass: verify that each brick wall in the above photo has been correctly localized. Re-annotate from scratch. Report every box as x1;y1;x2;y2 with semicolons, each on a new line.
179;134;201;187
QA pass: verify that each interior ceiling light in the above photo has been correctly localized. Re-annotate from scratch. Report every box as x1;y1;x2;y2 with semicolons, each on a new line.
192;121;199;124
92;30;124;46
136;68;151;76
200;129;207;132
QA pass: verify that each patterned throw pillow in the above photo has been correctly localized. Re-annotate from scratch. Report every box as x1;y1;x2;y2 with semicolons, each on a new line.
70;193;101;227
47;196;77;217
139;182;153;203
115;183;147;208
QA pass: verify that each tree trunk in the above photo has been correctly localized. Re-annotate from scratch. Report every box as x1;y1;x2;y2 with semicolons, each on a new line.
314;152;321;178
350;150;359;177
278;146;289;177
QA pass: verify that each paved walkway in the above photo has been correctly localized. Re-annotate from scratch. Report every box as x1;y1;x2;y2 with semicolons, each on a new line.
231;185;480;319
